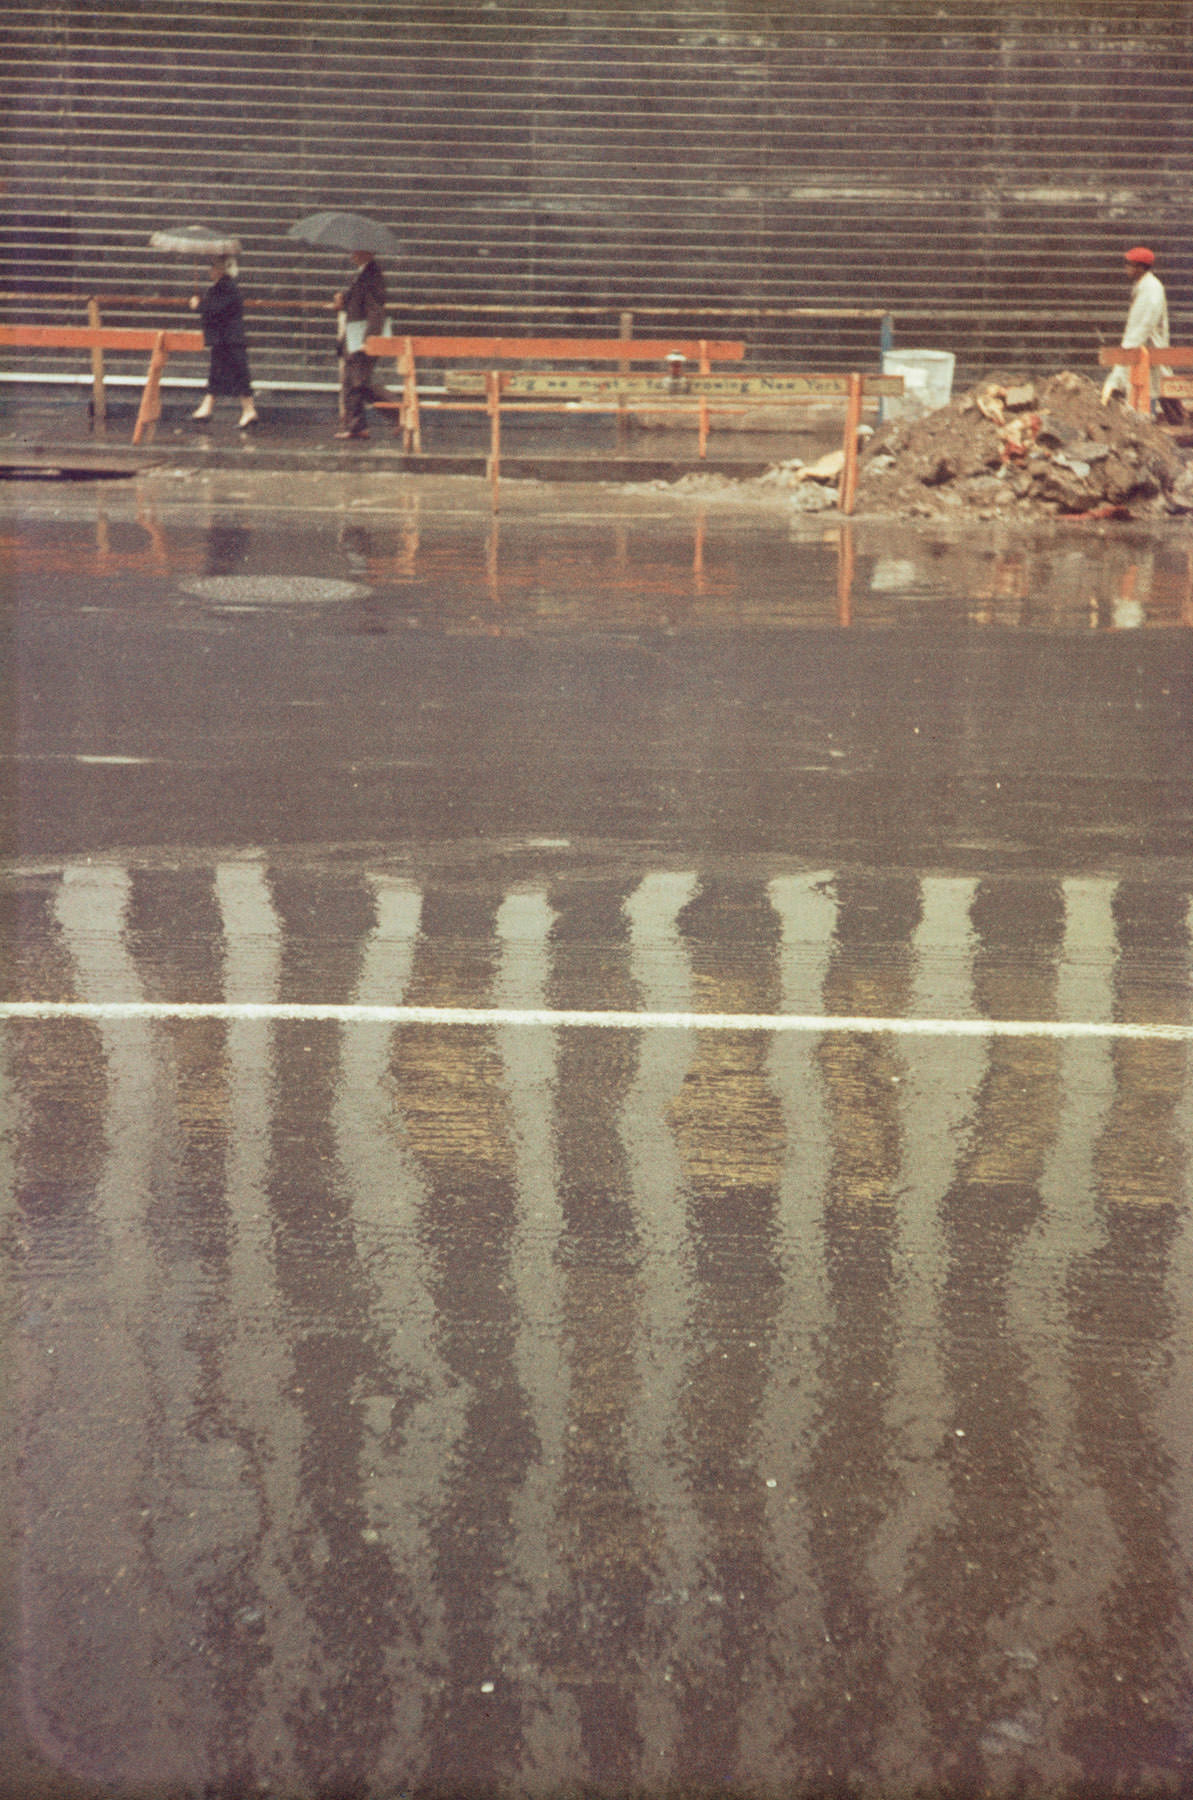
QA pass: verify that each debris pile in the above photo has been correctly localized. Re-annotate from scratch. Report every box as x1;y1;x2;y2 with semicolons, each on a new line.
754;448;846;510
856;370;1193;519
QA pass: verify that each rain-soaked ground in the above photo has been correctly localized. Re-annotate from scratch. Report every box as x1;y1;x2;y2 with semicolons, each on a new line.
3;437;1193;1800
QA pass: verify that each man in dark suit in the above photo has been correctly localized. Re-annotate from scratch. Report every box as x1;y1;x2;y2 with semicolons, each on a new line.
335;251;387;440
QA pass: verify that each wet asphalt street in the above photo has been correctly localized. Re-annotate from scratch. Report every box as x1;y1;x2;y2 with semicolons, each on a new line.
3;451;1193;1800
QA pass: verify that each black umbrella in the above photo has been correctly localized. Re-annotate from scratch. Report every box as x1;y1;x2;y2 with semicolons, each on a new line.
287;211;399;255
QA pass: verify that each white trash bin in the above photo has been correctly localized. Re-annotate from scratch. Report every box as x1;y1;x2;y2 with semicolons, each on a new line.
882;349;956;420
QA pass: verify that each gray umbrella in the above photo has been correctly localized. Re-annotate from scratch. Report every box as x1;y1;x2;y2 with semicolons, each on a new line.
150;225;241;257
287;211;399;254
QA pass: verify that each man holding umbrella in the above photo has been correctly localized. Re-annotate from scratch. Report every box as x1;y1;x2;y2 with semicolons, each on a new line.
335;247;388;439
288;212;399;441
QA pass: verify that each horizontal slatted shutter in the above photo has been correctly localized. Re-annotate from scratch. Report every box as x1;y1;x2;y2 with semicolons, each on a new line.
5;1;1193;383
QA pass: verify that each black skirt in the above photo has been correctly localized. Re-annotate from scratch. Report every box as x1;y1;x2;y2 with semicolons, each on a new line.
208;341;252;396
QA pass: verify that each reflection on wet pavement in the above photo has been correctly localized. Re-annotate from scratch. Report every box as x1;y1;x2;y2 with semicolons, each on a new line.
5;853;1193;1796
7;485;1193;630
5;470;1193;1797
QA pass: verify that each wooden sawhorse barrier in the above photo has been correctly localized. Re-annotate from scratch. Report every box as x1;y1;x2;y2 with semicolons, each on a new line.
0;323;205;442
364;333;900;511
444;367;904;513
366;334;746;457
1098;343;1193;419
366;334;744;505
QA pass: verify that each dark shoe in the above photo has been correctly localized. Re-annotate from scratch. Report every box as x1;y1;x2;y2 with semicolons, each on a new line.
237;412;259;429
335;429;369;440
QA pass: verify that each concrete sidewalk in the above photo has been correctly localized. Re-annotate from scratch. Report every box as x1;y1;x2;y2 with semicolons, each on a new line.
0;386;842;485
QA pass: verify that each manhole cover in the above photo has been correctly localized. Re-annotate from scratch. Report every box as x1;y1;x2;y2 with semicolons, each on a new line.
178;575;370;604
0;461;141;481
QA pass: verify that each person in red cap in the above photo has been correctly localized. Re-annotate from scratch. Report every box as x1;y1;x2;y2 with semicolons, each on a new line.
1101;245;1182;421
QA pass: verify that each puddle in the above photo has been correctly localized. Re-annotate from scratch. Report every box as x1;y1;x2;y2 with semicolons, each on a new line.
7;486;1193;635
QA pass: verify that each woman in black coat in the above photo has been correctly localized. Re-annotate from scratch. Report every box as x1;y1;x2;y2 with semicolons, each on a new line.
189;256;258;427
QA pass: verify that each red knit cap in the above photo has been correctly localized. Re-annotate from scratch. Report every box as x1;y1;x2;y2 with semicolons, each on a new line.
1125;246;1155;265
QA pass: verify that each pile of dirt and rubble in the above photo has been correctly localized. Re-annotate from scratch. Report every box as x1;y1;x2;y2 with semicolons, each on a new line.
854;370;1193;520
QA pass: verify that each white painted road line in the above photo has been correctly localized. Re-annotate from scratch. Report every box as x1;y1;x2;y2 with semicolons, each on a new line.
0;1001;1192;1041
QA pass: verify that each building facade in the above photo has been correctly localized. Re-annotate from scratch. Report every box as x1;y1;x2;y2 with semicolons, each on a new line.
6;0;1193;381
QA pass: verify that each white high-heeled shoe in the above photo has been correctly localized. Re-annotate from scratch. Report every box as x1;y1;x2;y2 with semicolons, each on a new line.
191;398;214;421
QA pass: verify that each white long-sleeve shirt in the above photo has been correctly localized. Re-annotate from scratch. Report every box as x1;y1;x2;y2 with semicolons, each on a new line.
1122;268;1170;350
1104;268;1170;398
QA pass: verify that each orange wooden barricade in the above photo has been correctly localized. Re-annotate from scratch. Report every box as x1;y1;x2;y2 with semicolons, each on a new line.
364;334;745;468
1098;343;1193;417
362;334;891;511
0;323;205;441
